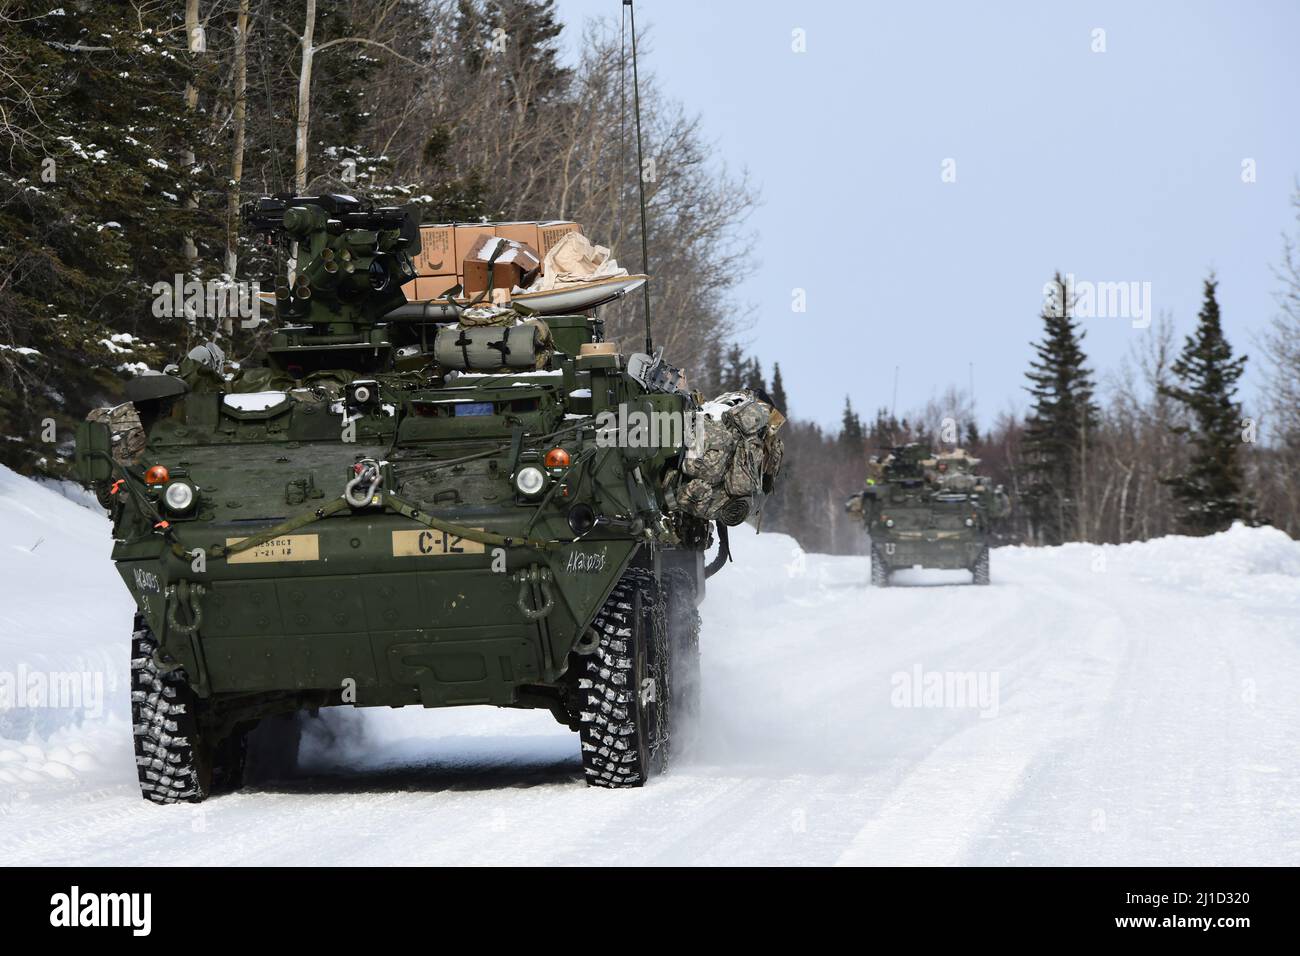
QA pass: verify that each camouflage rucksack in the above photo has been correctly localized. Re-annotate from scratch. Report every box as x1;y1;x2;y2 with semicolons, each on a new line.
85;402;145;465
673;390;784;526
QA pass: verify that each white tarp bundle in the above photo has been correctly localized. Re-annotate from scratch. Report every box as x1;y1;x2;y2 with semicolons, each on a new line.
534;231;628;291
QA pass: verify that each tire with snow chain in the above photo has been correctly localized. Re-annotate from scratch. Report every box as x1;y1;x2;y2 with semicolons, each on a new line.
575;568;671;788
131;616;243;804
972;546;991;586
870;545;890;587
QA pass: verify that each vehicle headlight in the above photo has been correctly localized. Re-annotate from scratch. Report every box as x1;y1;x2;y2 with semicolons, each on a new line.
514;466;546;498
884;518;895;528
163;480;196;514
965;517;975;527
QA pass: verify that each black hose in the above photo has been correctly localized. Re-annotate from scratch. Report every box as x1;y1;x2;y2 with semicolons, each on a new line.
704;520;731;578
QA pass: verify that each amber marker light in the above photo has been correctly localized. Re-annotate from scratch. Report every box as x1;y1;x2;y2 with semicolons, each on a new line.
144;465;170;486
544;448;571;469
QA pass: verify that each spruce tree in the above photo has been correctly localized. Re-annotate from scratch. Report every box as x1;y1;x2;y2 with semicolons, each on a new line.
871;408;899;447
722;345;745;391
770;363;788;415
840;396;864;450
1022;272;1100;544
759;363;789;527
457;0;570;104
1158;277;1251;533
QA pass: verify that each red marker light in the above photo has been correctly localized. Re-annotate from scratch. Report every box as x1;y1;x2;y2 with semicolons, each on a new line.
144;465;170;485
544;447;571;469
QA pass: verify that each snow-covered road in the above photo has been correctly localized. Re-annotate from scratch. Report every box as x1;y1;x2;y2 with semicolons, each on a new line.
3;467;1298;866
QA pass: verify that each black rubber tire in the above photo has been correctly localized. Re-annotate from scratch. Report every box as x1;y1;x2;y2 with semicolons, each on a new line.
131;616;246;804
576;568;670;788
131;617;211;804
972;546;991;585
870;545;890;587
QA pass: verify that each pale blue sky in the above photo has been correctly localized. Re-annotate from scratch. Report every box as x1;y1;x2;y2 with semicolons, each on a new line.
555;0;1300;430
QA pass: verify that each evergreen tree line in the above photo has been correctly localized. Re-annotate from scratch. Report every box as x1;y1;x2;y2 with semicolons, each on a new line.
0;0;757;472
753;227;1300;552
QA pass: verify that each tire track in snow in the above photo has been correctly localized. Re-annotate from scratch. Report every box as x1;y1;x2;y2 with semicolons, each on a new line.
833;574;1130;866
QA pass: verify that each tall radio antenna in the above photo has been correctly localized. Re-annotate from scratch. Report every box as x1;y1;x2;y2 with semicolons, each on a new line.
624;0;653;354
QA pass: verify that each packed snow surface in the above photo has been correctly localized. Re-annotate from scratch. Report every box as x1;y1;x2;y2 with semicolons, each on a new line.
1;466;1298;866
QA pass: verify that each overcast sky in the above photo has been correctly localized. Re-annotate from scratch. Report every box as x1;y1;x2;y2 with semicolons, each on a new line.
554;0;1300;431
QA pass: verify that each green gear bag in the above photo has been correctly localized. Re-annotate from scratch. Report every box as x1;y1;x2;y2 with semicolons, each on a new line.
434;319;553;371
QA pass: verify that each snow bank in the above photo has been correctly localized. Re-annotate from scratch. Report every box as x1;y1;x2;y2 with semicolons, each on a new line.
0;467;133;765
999;522;1300;606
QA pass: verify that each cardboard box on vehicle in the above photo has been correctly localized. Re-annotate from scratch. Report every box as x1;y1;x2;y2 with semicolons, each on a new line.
404;275;461;301
462;235;542;296
454;224;498;271
412;225;455;276
537;221;582;258
495;221;582;260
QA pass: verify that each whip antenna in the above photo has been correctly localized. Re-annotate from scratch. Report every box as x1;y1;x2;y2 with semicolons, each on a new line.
624;0;653;354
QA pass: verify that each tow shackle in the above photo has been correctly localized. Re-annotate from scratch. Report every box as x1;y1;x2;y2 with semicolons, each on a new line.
166;579;207;636
514;565;555;621
345;457;384;508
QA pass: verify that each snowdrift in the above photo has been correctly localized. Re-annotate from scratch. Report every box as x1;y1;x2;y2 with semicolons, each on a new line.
0;468;135;790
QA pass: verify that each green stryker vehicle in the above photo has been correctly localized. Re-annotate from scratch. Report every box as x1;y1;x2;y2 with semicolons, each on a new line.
846;443;1009;587
74;194;784;803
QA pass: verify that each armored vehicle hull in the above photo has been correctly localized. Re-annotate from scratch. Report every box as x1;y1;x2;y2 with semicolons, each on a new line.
871;520;988;574
75;195;783;802
849;445;1006;587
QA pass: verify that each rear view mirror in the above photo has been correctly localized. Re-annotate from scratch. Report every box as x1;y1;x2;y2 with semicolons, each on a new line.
74;420;114;483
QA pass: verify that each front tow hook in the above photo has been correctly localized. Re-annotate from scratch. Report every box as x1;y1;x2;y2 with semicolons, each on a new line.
514;566;555;621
